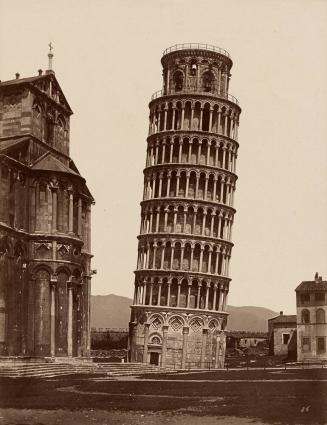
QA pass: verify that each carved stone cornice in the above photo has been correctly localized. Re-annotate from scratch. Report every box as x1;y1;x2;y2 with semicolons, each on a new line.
137;233;234;250
146;130;239;150
134;268;231;287
149;92;241;113
140;198;236;214
143;163;238;180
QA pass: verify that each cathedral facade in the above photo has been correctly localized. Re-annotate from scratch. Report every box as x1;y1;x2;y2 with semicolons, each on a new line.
129;44;241;368
0;60;94;357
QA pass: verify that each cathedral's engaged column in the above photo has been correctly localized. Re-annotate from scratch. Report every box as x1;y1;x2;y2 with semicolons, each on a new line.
181;326;189;369
68;190;74;233
129;321;137;362
67;280;73;356
142;323;150;363
201;328;208;367
0;253;7;355
51;186;58;232
50;278;56;356
27;277;35;354
161;325;168;367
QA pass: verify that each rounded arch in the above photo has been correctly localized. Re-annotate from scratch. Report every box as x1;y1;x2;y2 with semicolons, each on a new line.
149;333;162;345
55;265;71;278
189;316;204;333
169;314;184;332
0;236;13;255
202;70;215;92
31;263;53;277
149;312;164;326
173;69;184;92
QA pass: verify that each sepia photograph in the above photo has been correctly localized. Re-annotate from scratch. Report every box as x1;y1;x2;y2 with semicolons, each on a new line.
0;0;326;424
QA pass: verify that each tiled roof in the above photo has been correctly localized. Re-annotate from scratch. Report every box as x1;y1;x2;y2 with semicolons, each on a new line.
0;73;72;113
295;281;327;292
31;152;80;176
0;137;30;152
268;314;296;324
0;75;46;87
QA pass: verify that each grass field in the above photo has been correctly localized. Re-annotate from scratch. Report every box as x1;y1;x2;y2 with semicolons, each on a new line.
0;369;326;425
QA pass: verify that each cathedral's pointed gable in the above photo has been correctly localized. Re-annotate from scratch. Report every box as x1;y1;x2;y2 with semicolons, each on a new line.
29;73;73;114
0;73;73;114
31;151;80;176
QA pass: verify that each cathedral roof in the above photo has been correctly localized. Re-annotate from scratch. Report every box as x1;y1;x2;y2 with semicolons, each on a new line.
30;152;95;202
0;137;30;153
31;152;80;176
0;73;72;114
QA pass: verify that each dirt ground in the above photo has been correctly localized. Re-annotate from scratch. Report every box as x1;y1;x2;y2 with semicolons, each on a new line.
0;368;326;425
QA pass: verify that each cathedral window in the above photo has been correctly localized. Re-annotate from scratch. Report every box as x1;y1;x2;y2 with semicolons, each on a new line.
45;112;55;145
33;102;41;118
57;116;65;134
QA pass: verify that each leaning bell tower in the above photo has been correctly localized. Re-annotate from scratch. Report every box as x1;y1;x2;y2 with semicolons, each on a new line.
129;43;241;369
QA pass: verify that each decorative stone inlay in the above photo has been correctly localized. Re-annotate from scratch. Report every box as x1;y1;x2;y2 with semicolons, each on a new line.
190;318;203;332
169;316;183;331
150;317;162;330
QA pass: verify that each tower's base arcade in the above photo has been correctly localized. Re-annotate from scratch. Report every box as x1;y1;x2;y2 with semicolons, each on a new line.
129;306;227;369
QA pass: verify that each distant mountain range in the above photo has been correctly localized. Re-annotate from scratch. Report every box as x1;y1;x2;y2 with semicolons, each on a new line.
91;294;278;332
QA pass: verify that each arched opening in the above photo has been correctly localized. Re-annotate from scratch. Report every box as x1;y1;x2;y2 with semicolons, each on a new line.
193;244;201;272
176;206;184;233
166;103;173;130
172;138;179;163
190;280;198;308
184;102;192;130
188;172;196;198
195;208;203;235
181;138;189;163
202;104;210;131
185;207;194;233
34;269;51;355
183;243;191;271
163;241;171;270
170;278;178;307
179;279;188;308
202;70;215;93
173;70;184;92
190;139;198;164
173;242;181;270
190;60;197;76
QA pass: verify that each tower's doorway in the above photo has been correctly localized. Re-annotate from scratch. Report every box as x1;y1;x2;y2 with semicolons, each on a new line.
149;352;159;365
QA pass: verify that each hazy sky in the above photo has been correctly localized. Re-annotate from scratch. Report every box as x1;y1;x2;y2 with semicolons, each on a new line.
1;0;326;313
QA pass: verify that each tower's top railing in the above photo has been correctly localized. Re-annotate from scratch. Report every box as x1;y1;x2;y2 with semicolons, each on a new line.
151;88;239;105
163;43;231;59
